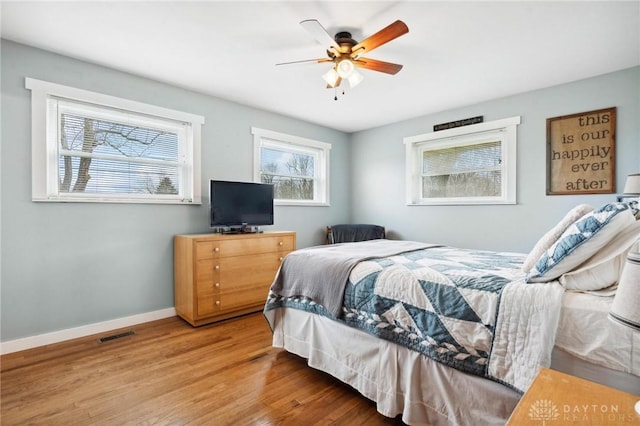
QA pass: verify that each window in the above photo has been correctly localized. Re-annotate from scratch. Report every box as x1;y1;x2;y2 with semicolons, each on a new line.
252;127;330;206
26;78;204;204
405;117;520;205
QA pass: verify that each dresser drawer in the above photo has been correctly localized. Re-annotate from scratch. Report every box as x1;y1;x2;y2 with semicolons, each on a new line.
195;241;220;260
218;252;286;290
204;285;273;315
194;235;294;259
218;235;295;257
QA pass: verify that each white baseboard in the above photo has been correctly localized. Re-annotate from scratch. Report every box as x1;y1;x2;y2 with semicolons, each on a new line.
0;307;177;355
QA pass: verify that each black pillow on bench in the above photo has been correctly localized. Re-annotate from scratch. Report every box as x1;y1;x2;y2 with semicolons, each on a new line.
326;224;385;244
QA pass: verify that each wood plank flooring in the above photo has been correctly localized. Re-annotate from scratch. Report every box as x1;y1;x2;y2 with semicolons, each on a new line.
1;313;405;425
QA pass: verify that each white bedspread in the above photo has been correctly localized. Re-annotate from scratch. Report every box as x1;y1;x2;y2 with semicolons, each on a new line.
489;280;565;391
266;244;566;392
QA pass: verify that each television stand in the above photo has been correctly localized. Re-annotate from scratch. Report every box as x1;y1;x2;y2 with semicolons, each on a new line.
173;231;296;326
222;225;261;234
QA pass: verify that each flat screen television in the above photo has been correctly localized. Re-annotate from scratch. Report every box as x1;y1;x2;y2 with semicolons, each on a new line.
209;180;274;233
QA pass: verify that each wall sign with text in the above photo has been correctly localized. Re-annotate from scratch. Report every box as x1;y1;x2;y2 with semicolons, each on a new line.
546;107;616;195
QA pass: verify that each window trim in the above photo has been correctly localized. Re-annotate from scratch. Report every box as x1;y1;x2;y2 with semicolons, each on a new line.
404;116;520;205
251;127;331;206
26;77;205;204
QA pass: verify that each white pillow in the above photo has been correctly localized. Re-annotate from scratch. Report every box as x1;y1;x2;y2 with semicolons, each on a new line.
522;204;594;272
526;202;636;283
559;220;640;291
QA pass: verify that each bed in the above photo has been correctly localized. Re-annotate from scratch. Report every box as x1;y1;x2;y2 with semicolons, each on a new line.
263;202;640;425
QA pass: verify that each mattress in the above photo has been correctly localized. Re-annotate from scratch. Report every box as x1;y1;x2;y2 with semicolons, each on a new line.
553;291;640;393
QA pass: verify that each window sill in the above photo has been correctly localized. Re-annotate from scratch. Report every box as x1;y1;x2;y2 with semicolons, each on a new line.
33;196;201;205
274;200;330;207
407;198;516;206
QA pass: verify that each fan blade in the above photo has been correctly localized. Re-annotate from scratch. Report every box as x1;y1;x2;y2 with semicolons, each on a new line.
300;19;340;51
351;20;408;57
276;58;332;66
353;58;403;75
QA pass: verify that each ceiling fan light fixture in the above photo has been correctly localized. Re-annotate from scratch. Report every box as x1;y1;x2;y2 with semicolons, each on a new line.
286;19;408;93
336;59;355;78
348;70;364;88
322;67;340;87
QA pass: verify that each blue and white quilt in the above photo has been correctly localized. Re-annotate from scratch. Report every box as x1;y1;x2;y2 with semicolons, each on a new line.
264;242;564;392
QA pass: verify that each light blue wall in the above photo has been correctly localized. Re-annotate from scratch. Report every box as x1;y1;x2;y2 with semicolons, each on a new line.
350;67;640;253
2;39;639;343
0;40;351;341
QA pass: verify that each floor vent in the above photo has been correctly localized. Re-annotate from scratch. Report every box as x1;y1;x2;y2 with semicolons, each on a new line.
98;330;135;343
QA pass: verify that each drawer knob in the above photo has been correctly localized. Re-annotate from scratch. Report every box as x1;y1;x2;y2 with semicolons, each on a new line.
279;257;284;262
215;265;220;271
214;247;220;252
215;300;220;306
215;282;220;288
278;241;283;246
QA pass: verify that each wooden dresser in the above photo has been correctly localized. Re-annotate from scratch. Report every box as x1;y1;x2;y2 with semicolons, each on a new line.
174;231;296;326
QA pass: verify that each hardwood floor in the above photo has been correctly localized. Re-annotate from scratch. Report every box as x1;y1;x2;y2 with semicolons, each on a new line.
1;313;405;425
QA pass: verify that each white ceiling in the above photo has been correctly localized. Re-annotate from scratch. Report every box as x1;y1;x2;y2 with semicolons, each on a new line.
2;1;639;133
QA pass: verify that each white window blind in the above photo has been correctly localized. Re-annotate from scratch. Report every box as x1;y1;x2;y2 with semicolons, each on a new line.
405;116;520;205
422;140;502;198
27;78;204;204
56;100;185;198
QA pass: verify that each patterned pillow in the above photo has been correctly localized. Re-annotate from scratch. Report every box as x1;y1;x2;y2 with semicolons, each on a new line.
559;220;640;291
521;204;594;272
526;202;637;283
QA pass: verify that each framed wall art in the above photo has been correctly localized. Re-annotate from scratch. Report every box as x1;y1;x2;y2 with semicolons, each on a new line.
546;107;616;195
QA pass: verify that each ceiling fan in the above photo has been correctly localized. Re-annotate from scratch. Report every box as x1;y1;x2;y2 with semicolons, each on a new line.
278;19;409;91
